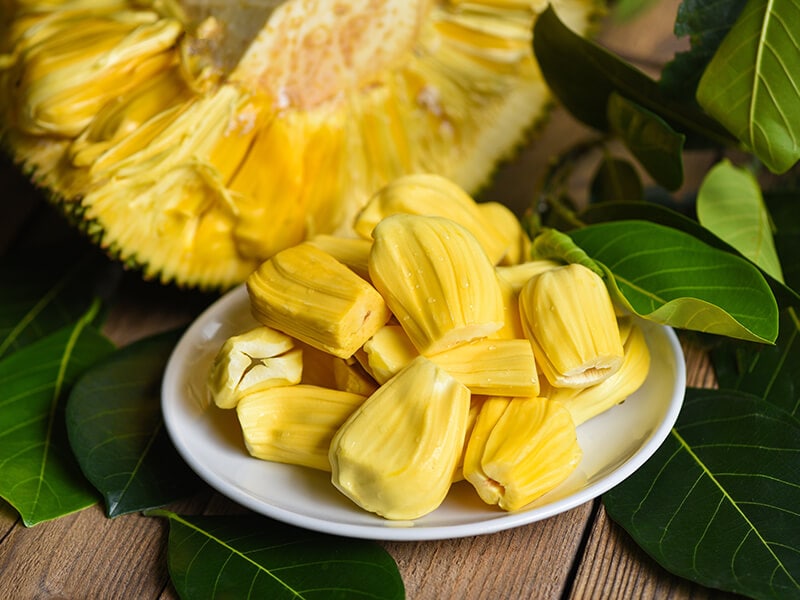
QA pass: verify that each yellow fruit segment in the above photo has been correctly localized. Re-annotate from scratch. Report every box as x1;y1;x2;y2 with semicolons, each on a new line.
329;356;471;520
463;396;582;511
237;384;366;471
369;213;505;355
542;320;651;425
354;173;510;264
247;242;391;359
519;263;624;388
207;326;302;409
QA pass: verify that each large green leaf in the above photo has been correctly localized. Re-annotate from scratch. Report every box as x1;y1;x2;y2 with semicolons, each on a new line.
567;220;779;342
604;389;800;599
696;160;784;283
607;92;686;191
578;201;800;307
532;6;734;147
0;303;115;526
147;510;405;599
697;0;800;173
66;329;202;518
660;0;748;99
0;248;107;360
711;308;800;419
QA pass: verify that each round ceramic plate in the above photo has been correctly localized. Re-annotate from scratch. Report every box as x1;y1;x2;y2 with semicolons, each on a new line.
162;284;686;541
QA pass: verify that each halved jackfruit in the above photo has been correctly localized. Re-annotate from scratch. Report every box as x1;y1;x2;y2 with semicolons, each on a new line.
0;0;600;288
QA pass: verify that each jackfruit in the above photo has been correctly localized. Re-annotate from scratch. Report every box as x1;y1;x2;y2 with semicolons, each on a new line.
237;384;366;471
207;325;302;409
329;355;470;520
519;263;624;388
0;0;600;288
369;213;505;355
247;241;391;359
463;395;581;511
541;319;651;424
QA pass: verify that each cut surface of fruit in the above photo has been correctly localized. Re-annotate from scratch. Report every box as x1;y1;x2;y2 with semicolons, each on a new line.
0;0;599;288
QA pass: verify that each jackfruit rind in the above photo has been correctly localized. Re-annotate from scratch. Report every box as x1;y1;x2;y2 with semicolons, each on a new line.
0;0;601;288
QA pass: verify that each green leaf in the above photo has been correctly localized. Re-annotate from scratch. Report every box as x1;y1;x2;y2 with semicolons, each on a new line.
697;0;800;173
711;308;800;419
530;228;604;275
696;159;784;283
579;201;800;307
568;220;779;342
66;329;202;518
590;155;644;203
532;6;734;147
607;93;686;190
0;248;107;360
147;510;405;600
0;303;115;526
660;0;748;100
604;388;800;599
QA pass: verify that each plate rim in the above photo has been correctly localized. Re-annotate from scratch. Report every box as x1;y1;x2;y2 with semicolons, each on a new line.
162;284;686;541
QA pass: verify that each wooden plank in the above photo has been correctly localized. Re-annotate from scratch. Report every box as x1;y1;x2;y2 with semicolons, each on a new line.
568;506;740;599
384;504;594;599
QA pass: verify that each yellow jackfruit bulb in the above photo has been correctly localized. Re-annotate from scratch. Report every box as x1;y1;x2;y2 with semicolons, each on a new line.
369;214;505;355
432;338;539;397
493;272;526;340
496;259;561;292
329;356;471;520
519;263;624;388
543;321;651;425
247;242;391;359
207;326;302;409
353;173;509;264
477;202;532;266
307;234;372;282
1;0;601;289
361;324;419;384
463;396;582;511
237;385;366;471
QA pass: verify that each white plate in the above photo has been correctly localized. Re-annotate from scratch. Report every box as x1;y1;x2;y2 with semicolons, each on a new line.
162;284;686;541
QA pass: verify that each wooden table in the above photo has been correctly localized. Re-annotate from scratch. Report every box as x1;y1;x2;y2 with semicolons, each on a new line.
0;2;743;597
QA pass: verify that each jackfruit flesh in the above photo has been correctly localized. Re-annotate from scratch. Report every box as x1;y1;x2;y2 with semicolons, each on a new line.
0;0;599;288
463;395;581;511
329;355;471;520
519;263;624;388
207;325;302;409
237;384;366;471
369;213;505;355
542;319;651;425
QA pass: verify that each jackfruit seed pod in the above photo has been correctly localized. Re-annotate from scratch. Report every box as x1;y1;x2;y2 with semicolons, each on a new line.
519;263;624;388
247;242;391;359
329;355;471;520
307;234;372;282
542;321;651;425
354;173;509;264
237;384;366;471
431;338;539;397
361;324;419;384
496;259;561;292
477;201;532;265
207;326;302;409
463;396;582;511
369;214;505;355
